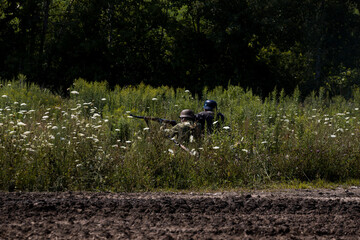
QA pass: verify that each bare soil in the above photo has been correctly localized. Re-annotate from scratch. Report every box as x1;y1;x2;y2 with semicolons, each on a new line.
1;188;360;239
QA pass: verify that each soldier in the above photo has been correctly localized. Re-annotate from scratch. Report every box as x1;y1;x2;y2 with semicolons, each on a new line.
164;109;201;144
195;100;225;134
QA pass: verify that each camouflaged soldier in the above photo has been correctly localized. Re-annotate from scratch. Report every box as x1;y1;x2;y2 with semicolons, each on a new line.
195;100;225;134
165;109;201;144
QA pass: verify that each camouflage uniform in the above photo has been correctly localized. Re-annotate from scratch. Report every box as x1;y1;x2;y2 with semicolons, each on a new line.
167;120;201;144
162;109;201;144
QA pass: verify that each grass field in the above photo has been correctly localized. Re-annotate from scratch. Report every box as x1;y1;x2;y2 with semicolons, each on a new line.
1;77;360;191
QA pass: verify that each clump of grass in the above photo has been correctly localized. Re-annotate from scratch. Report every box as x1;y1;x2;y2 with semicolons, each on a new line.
1;77;360;192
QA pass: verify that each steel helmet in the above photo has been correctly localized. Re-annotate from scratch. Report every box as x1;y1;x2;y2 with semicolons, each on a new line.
180;109;195;119
203;100;217;111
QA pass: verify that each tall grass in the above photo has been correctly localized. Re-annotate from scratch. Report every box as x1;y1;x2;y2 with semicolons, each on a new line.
1;77;360;192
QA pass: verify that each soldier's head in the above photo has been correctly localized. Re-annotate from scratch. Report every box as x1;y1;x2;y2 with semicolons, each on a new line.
179;109;195;122
203;100;217;111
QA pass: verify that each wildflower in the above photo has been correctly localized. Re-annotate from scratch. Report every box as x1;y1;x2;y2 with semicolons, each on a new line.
185;90;190;93
152;97;158;101
120;146;127;149
330;135;336;138
92;113;101;118
355;108;359;111
168;149;174;154
127;115;133;119
1;95;8;98
125;140;132;144
70;90;79;95
242;149;249;153
115;129;120;132
23;131;31;135
223;126;231;130
76;164;82;168
261;141;268;144
17;122;26;126
143;127;150;131
213;146;220;150
52;126;58;130
101;98;106;101
20;103;26;106
42;115;49;120
112;144;118;148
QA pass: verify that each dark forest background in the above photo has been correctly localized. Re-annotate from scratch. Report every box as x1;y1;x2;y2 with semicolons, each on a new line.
1;0;360;97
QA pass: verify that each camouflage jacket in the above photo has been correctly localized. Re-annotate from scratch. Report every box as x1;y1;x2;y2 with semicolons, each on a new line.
166;121;201;144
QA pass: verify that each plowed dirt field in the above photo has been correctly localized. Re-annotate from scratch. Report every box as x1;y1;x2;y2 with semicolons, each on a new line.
1;188;360;239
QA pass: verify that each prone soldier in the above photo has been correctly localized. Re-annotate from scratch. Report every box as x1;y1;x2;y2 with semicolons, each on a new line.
163;109;201;144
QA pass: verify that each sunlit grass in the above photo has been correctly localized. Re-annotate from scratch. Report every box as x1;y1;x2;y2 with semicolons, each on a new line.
1;77;360;192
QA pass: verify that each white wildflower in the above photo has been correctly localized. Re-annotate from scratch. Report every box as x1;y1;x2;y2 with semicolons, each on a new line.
17;122;26;126
223;126;231;130
213;146;220;150
152;97;158;101
1;95;8;98
52;126;58;130
185;90;190;93
330;135;336;138
168;149;174;154
143;127;150;131
242;149;249;153
70;90;79;95
125;140;132;144
101;98;106;101
23;131;31;135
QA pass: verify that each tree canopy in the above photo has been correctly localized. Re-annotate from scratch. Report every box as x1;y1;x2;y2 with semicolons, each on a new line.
1;0;360;97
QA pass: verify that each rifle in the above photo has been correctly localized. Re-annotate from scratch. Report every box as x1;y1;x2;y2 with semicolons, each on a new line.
129;114;177;126
129;113;198;156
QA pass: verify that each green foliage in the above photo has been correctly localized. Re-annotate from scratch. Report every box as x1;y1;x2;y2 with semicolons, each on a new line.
1;78;360;192
2;0;360;98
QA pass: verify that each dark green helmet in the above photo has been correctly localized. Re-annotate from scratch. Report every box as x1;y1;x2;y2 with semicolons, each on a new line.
203;100;217;111
180;109;195;119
